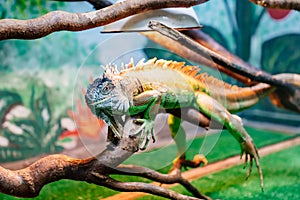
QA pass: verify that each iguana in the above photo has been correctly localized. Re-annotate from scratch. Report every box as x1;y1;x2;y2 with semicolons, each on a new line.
85;58;300;190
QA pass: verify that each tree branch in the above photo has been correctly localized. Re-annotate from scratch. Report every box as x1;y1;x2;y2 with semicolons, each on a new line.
142;31;253;85
181;30;258;84
147;21;300;113
0;123;138;197
0;0;208;40
147;20;296;88
248;0;300;10
114;165;209;199
0;120;206;199
99;177;202;200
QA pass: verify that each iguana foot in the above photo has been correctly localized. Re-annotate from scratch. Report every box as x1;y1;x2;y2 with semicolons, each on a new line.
241;138;264;191
131;118;155;150
169;154;208;174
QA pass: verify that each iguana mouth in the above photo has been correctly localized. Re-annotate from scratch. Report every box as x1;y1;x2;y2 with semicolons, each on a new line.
102;111;123;139
89;96;112;106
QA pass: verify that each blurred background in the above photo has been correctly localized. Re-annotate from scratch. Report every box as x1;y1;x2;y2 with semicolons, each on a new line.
0;0;299;183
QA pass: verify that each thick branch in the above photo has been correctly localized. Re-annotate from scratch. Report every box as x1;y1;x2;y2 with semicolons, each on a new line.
249;0;300;10
0;155;95;197
0;120;205;199
0;121;140;197
0;0;208;40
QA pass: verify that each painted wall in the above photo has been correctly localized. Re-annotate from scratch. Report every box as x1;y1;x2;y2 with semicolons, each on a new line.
0;0;299;162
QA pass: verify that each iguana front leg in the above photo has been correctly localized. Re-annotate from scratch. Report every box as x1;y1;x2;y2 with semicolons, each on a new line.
130;90;161;150
194;92;264;191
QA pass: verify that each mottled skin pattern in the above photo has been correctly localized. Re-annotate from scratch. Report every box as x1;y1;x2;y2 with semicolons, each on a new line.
85;58;300;191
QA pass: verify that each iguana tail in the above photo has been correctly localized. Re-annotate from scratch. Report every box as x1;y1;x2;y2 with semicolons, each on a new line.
223;73;300;113
269;73;300;113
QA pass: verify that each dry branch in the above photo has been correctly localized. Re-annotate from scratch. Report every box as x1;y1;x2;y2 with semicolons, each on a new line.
0;120;206;199
0;0;208;40
148;20;287;87
182;30;257;85
114;165;209;199
142;31;254;85
249;0;300;10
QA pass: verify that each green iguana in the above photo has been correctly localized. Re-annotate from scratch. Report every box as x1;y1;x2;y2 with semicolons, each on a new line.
85;58;300;191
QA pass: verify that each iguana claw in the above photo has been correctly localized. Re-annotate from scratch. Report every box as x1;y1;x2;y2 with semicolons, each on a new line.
131;118;155;150
169;154;208;174
241;139;264;191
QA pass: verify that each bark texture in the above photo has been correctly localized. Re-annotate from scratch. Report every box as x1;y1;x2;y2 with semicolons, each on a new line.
0;121;207;199
0;0;207;40
249;0;300;10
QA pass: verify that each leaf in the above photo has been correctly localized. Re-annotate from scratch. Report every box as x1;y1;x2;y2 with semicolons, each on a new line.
0;147;41;162
201;25;230;51
235;0;257;61
261;34;300;74
12;119;41;142
3;119;41;148
30;88;52;133
42;121;63;152
39;90;52;131
29;86;35;113
0;90;23;121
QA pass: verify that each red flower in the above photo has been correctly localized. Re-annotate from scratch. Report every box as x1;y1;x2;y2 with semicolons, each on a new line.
68;98;105;140
267;8;291;20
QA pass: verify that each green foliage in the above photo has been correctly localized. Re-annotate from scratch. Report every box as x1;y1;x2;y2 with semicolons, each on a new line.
0;90;22;120
185;145;300;200
0;33;85;72
261;34;300;74
235;0;256;61
0;88;64;162
0;1;86;72
202;25;230;51
125;127;292;174
0;0;64;19
199;1;299;120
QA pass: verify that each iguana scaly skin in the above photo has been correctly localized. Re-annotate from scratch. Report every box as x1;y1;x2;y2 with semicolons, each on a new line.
85;58;300;191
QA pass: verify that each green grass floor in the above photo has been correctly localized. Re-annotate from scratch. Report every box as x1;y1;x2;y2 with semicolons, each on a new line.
138;145;300;200
0;127;298;200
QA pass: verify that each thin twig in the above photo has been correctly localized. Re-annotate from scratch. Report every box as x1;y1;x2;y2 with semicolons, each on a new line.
99;176;203;200
114;165;208;199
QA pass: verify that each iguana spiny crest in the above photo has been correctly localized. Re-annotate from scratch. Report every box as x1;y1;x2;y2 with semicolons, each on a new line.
85;58;245;130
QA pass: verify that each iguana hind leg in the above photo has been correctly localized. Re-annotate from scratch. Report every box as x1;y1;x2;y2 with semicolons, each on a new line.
168;114;207;174
194;92;263;190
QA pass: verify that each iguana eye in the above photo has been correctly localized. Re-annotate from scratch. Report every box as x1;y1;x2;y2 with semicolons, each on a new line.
101;83;113;95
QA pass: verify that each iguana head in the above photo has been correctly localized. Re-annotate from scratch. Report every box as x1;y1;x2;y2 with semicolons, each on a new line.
85;70;131;138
